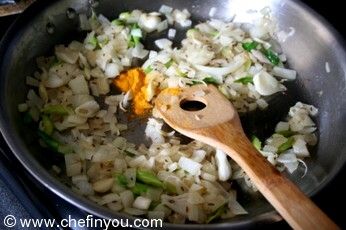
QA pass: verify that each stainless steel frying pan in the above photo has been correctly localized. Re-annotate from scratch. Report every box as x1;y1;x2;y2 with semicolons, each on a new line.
0;0;345;228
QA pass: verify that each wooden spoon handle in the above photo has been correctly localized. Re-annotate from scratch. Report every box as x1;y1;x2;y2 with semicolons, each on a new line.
198;122;339;230
155;84;338;229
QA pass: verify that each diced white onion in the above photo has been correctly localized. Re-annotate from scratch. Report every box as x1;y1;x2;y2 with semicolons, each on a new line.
138;13;162;33
178;157;202;176
168;28;176;39
293;138;309;157
145;118;164;144
105;62;122;78
253;71;283;96
133;196;152;210
159;5;173;14
272;66;296;80
215;149;232;181
68;75;89;95
155;38;172;49
157;20;168;32
92;178;113;193
275;121;289;132
75;100;100;118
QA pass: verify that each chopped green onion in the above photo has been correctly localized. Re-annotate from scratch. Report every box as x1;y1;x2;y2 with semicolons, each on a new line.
89;10;100;30
149;201;160;210
203;77;218;85
234;76;253;84
131;182;149;196
88;35;98;47
144;65;153;74
210;30;220;37
136;169;164;188
186;28;199;38
128;23;142;48
242;41;259;52
276;130;296;137
128;36;141;48
111;19;125;26
131;28;142;38
243;59;252;71
124;149;136;157
41;105;70;116
38;130;72;154
57;145;74;154
97;36;109;48
41;115;54;135
38;130;59;152
251;135;262;151
164;59;174;68
177;69;187;77
119;12;130;21
262;48;280;65
206;203;227;223
114;174;128;187
278;136;295;153
50;57;63;68
190;80;203;85
164;182;177;195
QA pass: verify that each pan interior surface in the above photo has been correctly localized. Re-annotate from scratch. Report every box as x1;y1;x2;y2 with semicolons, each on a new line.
0;0;345;228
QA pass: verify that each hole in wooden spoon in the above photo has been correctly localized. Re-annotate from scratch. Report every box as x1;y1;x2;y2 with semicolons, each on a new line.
180;99;206;111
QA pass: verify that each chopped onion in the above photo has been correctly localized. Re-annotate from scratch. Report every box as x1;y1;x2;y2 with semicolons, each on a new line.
138;13;162;33
179;19;192;27
157;20;168;32
105;63;122;78
275;121;289;132
173;9;191;27
168;28;176;39
215;149;232;181
75;100;100;118
253;71;283;96
55;45;79;64
68;75;89;95
92;178;114;193
277;152;299;173
133;196;152;210
272;66;297;80
292;138;309;157
154;38;172;49
120;190;134;208
195;54;247;83
132;43;149;59
191;149;206;163
178;157;202;176
145;118;165;144
228;200;248;215
159;5;173;14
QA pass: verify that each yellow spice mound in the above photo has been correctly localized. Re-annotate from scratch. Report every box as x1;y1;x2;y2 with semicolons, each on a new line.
113;68;152;116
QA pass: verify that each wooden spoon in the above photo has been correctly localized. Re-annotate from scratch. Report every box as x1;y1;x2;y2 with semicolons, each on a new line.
155;84;339;230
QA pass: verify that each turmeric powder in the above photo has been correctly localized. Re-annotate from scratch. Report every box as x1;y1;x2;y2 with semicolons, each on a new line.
113;68;152;116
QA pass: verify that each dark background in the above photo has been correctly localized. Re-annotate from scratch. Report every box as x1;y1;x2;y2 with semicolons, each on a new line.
0;0;345;229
